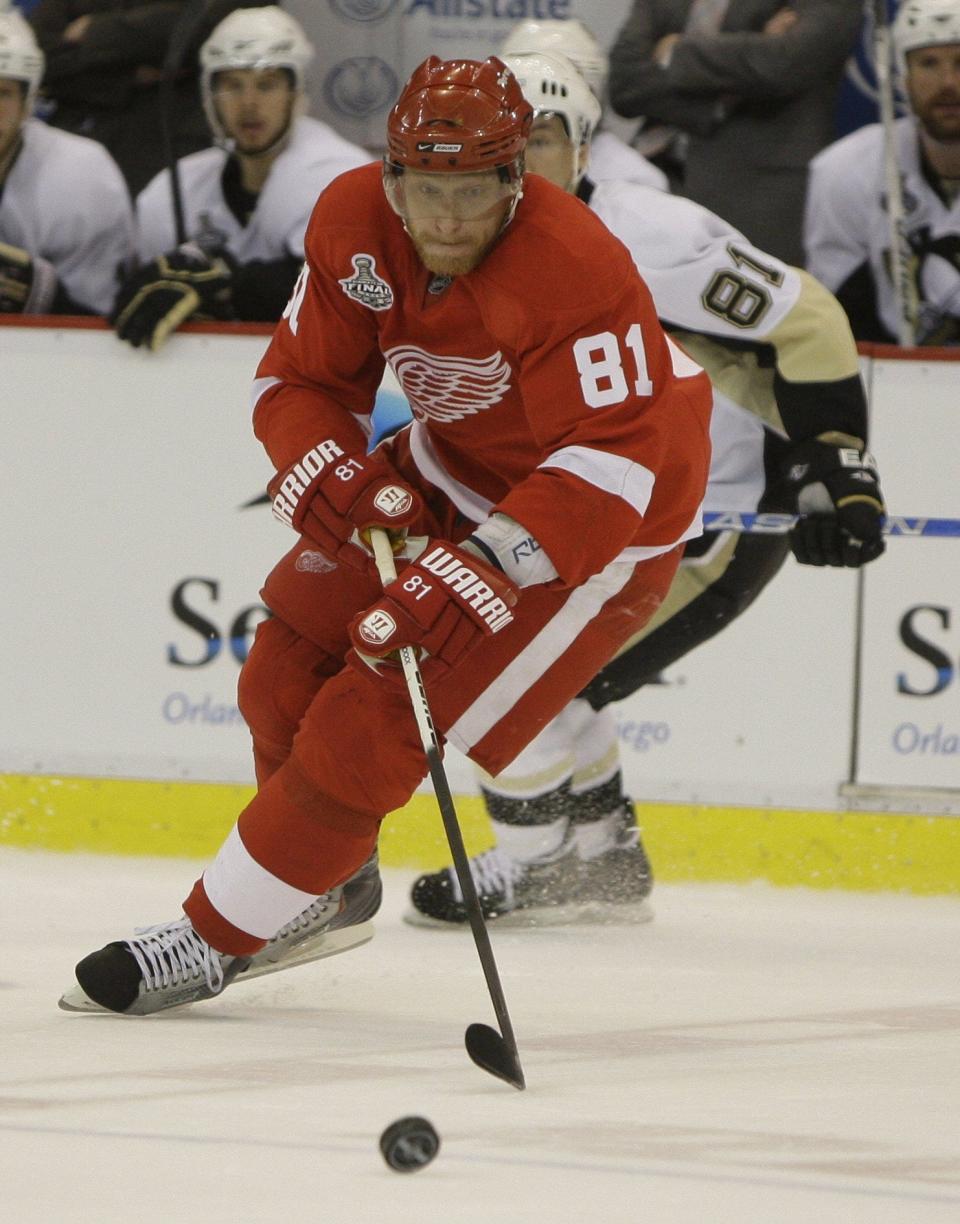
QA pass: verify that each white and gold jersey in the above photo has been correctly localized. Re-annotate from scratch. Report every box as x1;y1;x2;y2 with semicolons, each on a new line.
0;119;134;314
588;129;669;192
588;177;864;513
806;118;960;345
135;116;371;264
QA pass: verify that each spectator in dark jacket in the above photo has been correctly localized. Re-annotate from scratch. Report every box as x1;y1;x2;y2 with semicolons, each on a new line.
29;0;260;196
608;0;863;265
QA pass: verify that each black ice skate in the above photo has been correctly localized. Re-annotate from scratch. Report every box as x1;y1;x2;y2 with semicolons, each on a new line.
58;853;382;1014
407;802;654;927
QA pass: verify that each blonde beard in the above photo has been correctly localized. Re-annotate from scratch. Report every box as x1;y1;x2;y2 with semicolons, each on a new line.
409;233;499;277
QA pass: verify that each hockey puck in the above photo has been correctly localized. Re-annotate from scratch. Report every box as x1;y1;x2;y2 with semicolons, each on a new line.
379;1116;440;1172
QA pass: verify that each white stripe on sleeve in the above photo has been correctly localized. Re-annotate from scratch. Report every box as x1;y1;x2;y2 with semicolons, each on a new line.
540;445;656;516
666;335;704;378
250;376;281;412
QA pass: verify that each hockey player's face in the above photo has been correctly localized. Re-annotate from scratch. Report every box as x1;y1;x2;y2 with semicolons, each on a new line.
525;115;583;193
0;79;27;166
907;46;960;142
211;68;295;154
394;169;517;276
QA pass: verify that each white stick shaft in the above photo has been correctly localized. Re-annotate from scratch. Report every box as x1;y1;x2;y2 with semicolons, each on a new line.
368;531;438;754
367;529;523;1072
873;0;919;344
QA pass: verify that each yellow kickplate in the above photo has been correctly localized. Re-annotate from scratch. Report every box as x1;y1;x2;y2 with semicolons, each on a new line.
1;773;958;894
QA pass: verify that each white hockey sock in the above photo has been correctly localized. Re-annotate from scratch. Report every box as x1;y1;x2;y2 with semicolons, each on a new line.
491;816;570;864
572;811;623;861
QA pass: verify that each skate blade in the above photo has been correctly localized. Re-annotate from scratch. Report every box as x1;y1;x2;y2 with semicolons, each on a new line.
57;922;375;1014
58;985;110;1014
403;900;654;930
237;920;375;982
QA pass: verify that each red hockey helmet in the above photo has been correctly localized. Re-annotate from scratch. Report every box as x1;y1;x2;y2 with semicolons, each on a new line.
385;56;533;178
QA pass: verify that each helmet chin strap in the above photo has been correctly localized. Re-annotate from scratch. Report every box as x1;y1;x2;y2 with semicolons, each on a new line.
499;179;525;232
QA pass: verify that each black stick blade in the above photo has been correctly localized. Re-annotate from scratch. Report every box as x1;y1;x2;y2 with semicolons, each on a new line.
465;1023;526;1090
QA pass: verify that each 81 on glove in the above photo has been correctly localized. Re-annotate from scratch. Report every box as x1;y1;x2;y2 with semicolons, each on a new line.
111;242;233;350
349;540;518;674
269;439;422;570
781;433;885;567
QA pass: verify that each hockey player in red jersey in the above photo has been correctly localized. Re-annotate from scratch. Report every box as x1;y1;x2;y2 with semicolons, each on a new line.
405;49;887;929
60;56;711;1016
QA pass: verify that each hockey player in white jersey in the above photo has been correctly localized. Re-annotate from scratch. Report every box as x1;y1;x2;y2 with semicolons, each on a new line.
111;6;369;350
500;17;668;191
0;9;133;316
408;50;886;927
806;0;960;344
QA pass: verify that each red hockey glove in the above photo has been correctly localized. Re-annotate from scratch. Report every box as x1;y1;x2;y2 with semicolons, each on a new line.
349;540;519;671
268;441;422;571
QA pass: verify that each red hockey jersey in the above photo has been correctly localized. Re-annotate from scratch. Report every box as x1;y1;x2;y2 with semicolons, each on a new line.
254;162;711;588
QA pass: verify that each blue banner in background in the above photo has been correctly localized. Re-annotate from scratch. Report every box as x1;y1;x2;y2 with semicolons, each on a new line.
835;0;903;137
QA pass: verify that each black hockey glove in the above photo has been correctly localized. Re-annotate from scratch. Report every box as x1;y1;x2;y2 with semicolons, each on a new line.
111;242;234;351
779;433;885;568
0;240;58;314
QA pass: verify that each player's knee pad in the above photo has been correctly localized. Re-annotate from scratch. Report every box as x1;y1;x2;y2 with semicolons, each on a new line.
290;665;429;820
238;616;341;754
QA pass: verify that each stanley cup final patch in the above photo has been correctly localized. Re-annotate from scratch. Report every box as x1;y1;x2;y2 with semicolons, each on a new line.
338;253;394;311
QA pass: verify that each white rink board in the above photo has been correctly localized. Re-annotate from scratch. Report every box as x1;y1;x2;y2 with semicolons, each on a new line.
856;359;960;794
611;563;858;809
1;325;278;783
1;323;956;811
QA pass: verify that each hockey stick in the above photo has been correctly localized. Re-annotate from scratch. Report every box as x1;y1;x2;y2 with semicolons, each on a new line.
161;0;211;245
703;511;960;536
369;529;526;1091
872;0;920;344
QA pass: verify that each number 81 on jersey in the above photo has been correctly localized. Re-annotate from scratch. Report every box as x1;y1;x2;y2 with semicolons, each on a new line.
572;325;654;409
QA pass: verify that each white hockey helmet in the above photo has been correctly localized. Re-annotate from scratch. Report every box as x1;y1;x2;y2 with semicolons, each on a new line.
500;18;608;101
893;0;960;75
0;9;44;114
502;51;602;147
200;6;314;140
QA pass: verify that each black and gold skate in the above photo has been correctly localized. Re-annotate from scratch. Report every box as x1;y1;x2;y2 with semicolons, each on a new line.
406;804;653;927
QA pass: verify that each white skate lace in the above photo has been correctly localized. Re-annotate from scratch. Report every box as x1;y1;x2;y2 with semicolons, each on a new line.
274;893;336;938
449;847;527;905
125;918;224;995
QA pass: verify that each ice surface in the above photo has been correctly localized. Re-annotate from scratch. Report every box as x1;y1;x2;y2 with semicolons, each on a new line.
2;848;959;1223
